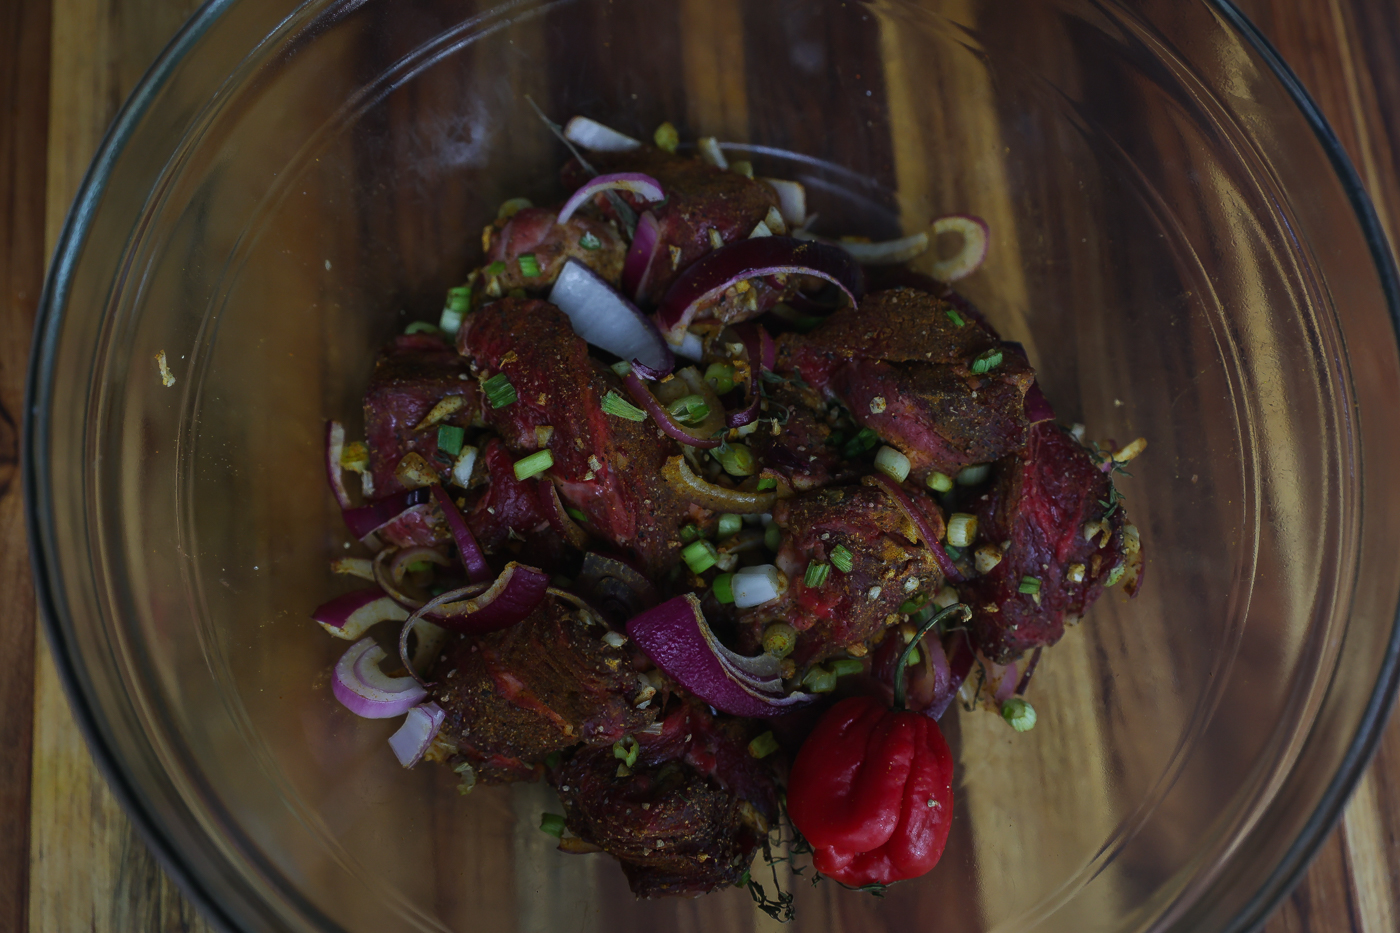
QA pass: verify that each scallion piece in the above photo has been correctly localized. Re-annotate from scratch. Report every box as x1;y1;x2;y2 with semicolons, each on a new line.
482;373;517;409
610;360;632;377
446;285;471;312
539;812;566;838
715;442;755;477
1001;697;1037;732
404;321;440;335
666;393;710;425
957;463;990;485
716;513;743;538
1018;575;1042;595
874;446;911;482
682;540;719;574
713;572;736;604
756;476;777;491
764;523;782;552
827;658;863;678
679;523;704;543
566;507;588;523
762;622;796;658
804;561;830;588
970;348;1004;375
747;731;779;759
579;231;602;251
927;471;954;492
830;544;854;573
612;736;640;768
602;390;647;421
703;362;736;395
842;427;880;460
518;253;542;277
513;449;554;481
946;308;966;327
801;665;837;693
436;425;465;457
946;513;978;548
654;121;680;153
438;307;465;336
485;260;507;277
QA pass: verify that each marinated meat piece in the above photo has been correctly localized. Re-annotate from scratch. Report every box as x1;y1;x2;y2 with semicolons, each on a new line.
460;299;690;576
744;380;851;492
363;334;478;498
430;593;655;784
957;422;1134;662
781;288;1033;479
377;501;450;548
563;148;779;304
459;437;574;570
480;206;626;293
553;702;778;897
743;485;944;669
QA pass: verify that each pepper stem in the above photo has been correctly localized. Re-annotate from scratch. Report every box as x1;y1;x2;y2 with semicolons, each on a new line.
893;604;972;711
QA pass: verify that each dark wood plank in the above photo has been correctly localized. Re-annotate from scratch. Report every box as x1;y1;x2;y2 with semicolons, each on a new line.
0;0;49;926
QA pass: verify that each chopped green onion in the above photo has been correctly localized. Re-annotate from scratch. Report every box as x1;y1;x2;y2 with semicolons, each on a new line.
946;513;978;548
405;560;433;574
566;507;587;523
513;449;554;481
703;362;736;395
1105;563;1126;587
874;446;911;482
801;665;837;693
544;750;562;770
612;736;639;768
715;442;756;476
679;523;704;543
730;159;754;179
1018;575;1041;595
957;463;990;485
446;285;472;312
436;425;465;457
762;622;797;658
539;812;566;837
830;545;855;574
610;360;632;377
756;476;777;492
747;731;780;759
804;561;830;588
944;544;963;560
666;393;710;425
905;646;922;667
974;545;1003;574
438;307;465;336
1001;697;1037;732
842;427;880;459
405;321;440;335
764;523;782;551
602;390;647;421
716;513;743;539
899;594;928;614
682;540;719;574
946;309;966;328
485;260;507;277
507;287;528;299
713;573;735;604
970;348;1004;375
579;231;602;251
498;197;532;220
482;373;517;409
518;254;542;277
653;121;680;153
827;658;863;678
927;471;954;493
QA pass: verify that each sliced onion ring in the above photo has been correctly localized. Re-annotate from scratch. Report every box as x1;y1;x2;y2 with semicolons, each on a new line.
863;473;965;583
390;545;451;583
662;455;776;514
557;172;665;225
622;211;662;301
626;594;816;717
325;420;353;509
563;116;642;152
726;323;775;428
550;259;674;375
541;479;591;550
389;702;446;767
430;485;492;583
794;229;929;266
575;552;658;622
929;214;989;282
624;372;723;448
333;637;427;719
342;487;431;540
312;587;409;641
373;547;425;610
654;237;864;341
930;631;976;720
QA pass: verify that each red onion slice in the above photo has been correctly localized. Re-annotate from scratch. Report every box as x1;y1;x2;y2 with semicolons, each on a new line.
1024;381;1055;425
388;702;446;767
325;420;353;509
623;371;723;448
390;546;451;583
557;172;665;225
864;473;965;583
549;259;674;374
312;587;409;641
794;229;929;266
541;479;591;550
760;178;807;228
626;594;816;718
430;562;549;635
373;547;425;610
342;488;431;540
429;486;492;583
621;211;662;301
333;637;427;719
654;236;864;341
726;323;775;428
563;116;642;152
575;551;659;622
929;632;976;720
929;215;989;282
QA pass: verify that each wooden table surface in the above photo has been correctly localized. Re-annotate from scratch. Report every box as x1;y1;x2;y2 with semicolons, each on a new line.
4;1;1400;930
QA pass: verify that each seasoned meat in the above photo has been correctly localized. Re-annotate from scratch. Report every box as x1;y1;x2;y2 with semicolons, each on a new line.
459;299;691;576
363;334;478;498
480;206;626;293
743;485;944;669
745;380;852;492
781;288;1033;479
457;437;575;571
957;422;1134;662
552;702;778;897
563;148;779;305
430;594;655;784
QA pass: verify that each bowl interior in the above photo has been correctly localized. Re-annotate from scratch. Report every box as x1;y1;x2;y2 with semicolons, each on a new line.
33;0;1400;931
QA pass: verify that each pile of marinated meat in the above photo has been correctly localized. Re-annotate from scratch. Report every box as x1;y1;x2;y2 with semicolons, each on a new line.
316;120;1143;901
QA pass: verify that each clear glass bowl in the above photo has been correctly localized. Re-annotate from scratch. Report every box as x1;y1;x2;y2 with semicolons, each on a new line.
26;0;1400;930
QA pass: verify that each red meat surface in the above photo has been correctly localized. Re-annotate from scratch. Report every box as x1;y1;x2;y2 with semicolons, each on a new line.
481;206;626;292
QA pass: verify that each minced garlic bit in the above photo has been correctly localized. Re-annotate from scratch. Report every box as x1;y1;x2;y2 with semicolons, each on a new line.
1113;437;1148;463
670;245;684;269
1066;563;1086;584
867;585;882;600
413;394;466;432
155;351;175;387
869;396;887;414
974;544;1003;575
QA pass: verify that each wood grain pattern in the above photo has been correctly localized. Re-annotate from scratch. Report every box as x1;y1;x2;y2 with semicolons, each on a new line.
8;0;1400;931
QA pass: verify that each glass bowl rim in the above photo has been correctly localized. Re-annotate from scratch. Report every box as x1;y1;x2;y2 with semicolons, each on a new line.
22;1;1400;931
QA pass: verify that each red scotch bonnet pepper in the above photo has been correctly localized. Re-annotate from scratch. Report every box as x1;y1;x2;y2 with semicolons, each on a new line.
787;604;970;887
